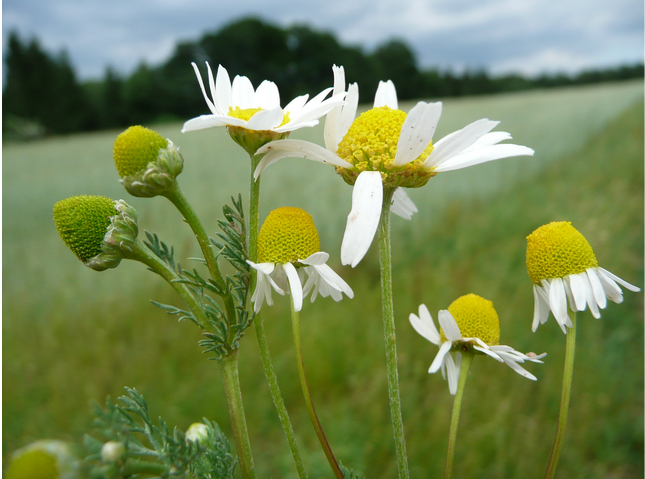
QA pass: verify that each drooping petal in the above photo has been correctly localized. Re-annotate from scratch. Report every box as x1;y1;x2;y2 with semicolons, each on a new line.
411;304;441;345
568;272;588;311
390;188;418;219
283;262;303;312
340;171;383;267
254;139;353;180
473;344;503;362
438;310;462;342
532;284;550;332
445;352;460;395
429;341;452;374
425;119;499;168
434;144;534;172
595;268;624;303
598;267;640;292
586;268;607;310
393;102;442;166
501;358;538;380
548;277;570;333
313;263;354;298
373;80;398;109
581;272;601;318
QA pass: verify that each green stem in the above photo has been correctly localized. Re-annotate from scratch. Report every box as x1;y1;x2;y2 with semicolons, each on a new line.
377;187;410;479
219;350;257;479
249;152;307;478
545;311;576;479
290;299;343;479
129;239;209;329
163;183;237;325
445;351;474;479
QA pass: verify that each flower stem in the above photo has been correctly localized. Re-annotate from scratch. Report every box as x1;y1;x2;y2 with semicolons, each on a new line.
377;187;410;479
249;152;307;478
163;183;237;325
290;298;344;479
219;350;257;479
445;351;474;479
545;311;576;479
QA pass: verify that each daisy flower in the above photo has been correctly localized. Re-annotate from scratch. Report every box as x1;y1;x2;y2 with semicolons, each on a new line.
255;65;533;267
247;206;353;313
409;294;545;394
526;221;640;333
182;62;347;154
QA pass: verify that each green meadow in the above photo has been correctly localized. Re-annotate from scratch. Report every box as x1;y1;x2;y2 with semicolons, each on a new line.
3;80;643;478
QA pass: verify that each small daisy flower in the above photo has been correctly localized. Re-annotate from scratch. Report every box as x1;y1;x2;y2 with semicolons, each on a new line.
182;62;347;154
255;65;533;267
409;294;545;394
247;207;353;313
526;221;640;333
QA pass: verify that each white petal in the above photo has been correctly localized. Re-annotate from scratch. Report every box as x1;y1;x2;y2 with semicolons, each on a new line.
373;80;398;109
182;114;234;133
324;65;346;151
563;276;578;313
438;310;462;342
532;284;550;332
253;80;280;109
254;139;352;179
568;273;588;311
283;94;309;115
214;64;232;114
429;341;452;374
581;272;601;318
340;171;383;268
191;62;217;115
502;358;538;381
409;304;441;345
313;264;353;298
548;277;570;332
393;102;442;167
337;83;359;146
445;352;460;395
282;92;346;132
246;260;275;275
390;188;418;219
231;75;255;109
301;251;330;266
425;119;499;168
434;144;534;172
598;267;641;292
246;106;284;131
473;345;503;362
595;269;624;303
283;262;303;312
586;268;607;309
467;131;512;148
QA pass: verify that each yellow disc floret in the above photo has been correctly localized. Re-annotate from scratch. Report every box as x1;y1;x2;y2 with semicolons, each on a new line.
526;221;598;284
54;195;117;263
441;294;500;346
335;106;436;189
257;207;320;264
113;126;168;177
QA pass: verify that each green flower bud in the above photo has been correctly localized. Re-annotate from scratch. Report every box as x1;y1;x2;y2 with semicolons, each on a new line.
227;124;289;157
186;422;209;444
5;440;78;479
54;196;138;271
113;126;183;197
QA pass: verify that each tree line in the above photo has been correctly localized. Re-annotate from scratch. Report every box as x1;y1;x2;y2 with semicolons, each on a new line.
3;17;643;139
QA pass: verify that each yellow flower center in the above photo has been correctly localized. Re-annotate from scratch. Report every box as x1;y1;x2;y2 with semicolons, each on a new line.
113;126;168;177
526;221;598;284
54;195;117;263
335;106;437;189
5;449;58;479
440;294;500;346
228;107;291;128
257;207;320;264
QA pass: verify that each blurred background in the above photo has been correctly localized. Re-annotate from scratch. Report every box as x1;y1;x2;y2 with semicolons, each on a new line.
3;0;644;477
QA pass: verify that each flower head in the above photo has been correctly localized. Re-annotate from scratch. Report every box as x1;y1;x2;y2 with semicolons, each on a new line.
54;196;139;271
5;440;78;479
182;63;346;155
255;65;534;267
113;126;183;197
409;294;545;394
527;221;640;333
247;207;353;313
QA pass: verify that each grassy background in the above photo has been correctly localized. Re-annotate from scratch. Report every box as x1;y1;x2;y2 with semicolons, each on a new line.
3;80;643;478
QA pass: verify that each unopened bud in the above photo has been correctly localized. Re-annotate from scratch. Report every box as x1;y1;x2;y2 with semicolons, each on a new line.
186;422;209;444
5;440;78;479
101;441;125;462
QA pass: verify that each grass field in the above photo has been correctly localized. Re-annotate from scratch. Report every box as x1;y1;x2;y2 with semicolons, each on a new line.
3;80;644;478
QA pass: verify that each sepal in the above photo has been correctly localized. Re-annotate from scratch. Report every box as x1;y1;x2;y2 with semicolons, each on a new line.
120;140;184;197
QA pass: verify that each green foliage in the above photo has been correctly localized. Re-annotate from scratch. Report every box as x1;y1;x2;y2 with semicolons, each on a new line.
84;387;236;479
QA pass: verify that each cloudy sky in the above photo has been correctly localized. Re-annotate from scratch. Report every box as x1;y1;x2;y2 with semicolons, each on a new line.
3;0;643;81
